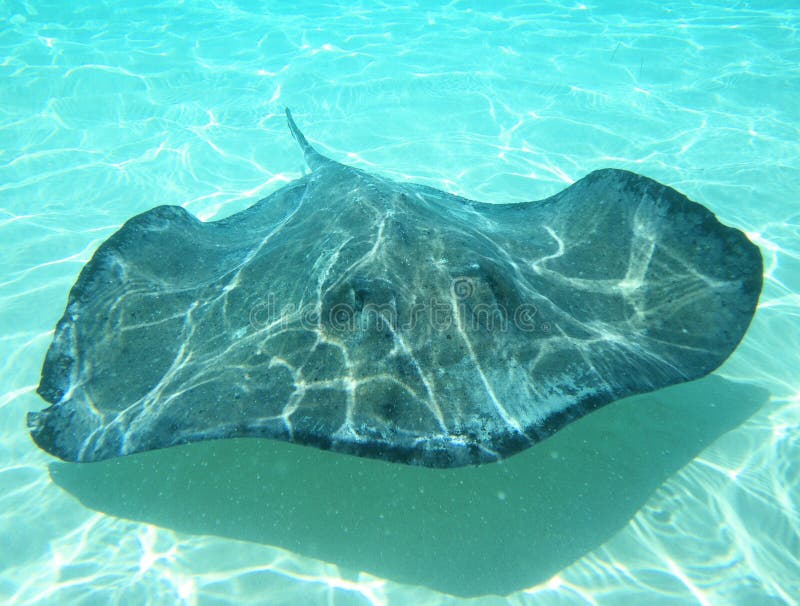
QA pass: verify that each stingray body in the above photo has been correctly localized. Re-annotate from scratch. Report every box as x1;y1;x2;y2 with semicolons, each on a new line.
28;110;762;467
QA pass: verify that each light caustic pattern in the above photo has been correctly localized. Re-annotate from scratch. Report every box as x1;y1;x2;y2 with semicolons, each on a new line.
1;0;799;605
29;142;759;469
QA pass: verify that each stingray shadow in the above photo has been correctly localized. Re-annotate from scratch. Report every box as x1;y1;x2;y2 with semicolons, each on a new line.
49;376;766;597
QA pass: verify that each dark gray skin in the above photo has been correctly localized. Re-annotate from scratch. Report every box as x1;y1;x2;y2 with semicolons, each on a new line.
28;109;763;467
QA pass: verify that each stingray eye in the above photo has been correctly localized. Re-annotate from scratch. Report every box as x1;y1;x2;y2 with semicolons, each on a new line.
353;286;368;311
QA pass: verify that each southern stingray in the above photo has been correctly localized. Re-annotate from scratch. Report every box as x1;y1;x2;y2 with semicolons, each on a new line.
28;109;763;467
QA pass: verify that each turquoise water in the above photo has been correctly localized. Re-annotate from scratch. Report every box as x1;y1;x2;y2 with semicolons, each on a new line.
2;0;799;604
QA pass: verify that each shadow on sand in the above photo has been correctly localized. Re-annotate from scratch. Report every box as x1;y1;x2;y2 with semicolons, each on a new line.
49;375;766;597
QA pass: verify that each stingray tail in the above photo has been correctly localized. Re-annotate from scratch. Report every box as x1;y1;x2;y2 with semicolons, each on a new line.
285;108;331;171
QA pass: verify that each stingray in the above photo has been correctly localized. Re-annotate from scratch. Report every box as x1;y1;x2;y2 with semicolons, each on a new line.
28;109;763;467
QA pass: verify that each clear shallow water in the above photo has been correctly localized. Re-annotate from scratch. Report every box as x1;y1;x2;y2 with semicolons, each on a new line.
1;1;798;604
